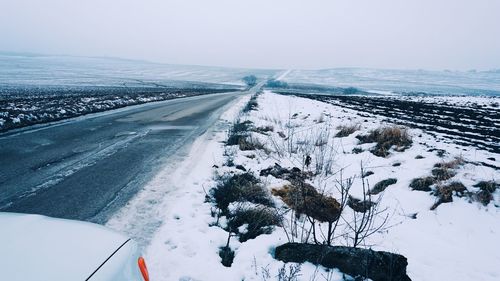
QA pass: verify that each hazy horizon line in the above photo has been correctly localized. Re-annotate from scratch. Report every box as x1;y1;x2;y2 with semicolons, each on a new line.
2;50;499;74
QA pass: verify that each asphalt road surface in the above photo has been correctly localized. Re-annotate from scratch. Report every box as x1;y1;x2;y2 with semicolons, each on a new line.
0;90;245;223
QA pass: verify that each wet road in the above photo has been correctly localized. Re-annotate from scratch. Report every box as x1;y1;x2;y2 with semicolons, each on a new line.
0;91;241;222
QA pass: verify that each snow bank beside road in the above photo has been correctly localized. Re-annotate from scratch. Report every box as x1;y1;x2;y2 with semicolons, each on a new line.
135;91;499;281
143;95;275;280
141;95;337;280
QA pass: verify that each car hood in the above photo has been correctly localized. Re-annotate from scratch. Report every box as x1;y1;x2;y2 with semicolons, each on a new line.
0;212;129;281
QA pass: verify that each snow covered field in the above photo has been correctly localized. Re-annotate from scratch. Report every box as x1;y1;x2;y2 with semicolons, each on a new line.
121;91;499;280
279;68;500;96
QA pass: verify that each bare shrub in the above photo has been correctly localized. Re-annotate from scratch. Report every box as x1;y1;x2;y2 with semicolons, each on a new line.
226;119;268;152
312;127;335;175
357;126;412;157
210;172;274;215
232;119;253;134
277;264;302;281
227;133;246;147
323;174;353;246
335;124;360;137
242;94;259;112
227;120;253;145
238;135;267;151
272;181;344;245
227;206;282;242
314;134;328;147
284;116;299;156
343;166;389;248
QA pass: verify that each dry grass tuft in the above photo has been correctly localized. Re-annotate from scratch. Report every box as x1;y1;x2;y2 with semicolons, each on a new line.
472;181;499;206
431;181;468;210
335;124;361;138
210;172;274;214
357;126;412;157
272;183;341;223
433;156;465;170
237;136;267;151
474;181;499;193
431;156;464;181
227;206;282;242
409;176;435;192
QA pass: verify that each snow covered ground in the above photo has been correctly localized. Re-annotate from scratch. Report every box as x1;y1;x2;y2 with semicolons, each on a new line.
120;91;499;281
279;68;500;96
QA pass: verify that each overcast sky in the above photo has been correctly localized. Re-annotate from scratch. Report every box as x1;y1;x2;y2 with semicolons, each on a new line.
0;0;499;70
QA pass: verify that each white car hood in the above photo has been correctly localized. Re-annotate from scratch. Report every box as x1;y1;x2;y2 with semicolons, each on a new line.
0;212;129;281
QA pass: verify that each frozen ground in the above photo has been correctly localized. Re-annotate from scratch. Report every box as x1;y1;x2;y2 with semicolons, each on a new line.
279;68;500;96
119;91;499;281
